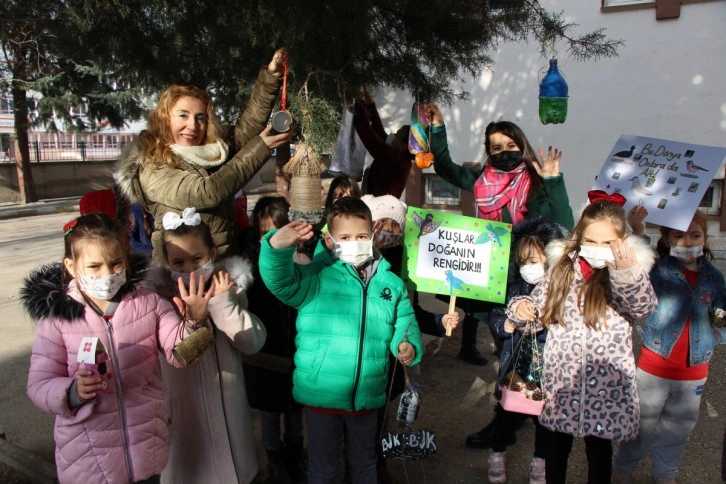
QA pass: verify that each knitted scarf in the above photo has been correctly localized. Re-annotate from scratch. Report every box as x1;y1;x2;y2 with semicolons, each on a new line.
170;140;229;168
473;163;531;224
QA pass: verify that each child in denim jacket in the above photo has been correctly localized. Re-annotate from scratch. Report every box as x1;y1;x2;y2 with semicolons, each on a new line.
614;210;726;484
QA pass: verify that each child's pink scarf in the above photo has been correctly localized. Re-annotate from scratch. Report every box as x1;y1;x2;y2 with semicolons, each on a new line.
473;163;531;224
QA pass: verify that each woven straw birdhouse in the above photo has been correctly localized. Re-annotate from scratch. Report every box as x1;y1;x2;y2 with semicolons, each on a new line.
284;143;326;224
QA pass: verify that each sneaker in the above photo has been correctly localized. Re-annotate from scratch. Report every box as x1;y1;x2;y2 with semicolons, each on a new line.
529;457;545;484
487;451;507;483
611;468;633;484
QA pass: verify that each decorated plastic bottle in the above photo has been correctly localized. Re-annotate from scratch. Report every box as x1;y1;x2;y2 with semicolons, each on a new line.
397;385;420;424
539;59;568;125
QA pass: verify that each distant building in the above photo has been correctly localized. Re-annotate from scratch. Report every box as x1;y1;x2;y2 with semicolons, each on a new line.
0;89;146;163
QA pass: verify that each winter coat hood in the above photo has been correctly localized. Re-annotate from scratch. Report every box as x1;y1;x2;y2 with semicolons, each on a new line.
114;138;147;205
20;254;149;323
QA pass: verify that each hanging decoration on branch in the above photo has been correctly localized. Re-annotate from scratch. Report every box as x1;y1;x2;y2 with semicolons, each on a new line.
408;103;434;169
270;56;293;134
538;59;569;125
284;143;326;224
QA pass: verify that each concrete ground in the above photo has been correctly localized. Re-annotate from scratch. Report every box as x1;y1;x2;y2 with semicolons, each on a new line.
1;208;725;483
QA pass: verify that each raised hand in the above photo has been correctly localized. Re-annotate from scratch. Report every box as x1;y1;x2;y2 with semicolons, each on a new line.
627;205;648;237
260;123;293;149
212;271;234;297
359;84;374;104
173;272;215;323
607;238;637;271
423;103;444;126
267;47;288;77
269;221;314;249
534;146;563;178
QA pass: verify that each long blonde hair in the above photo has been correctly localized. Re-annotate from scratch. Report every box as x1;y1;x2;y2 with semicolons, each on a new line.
541;201;626;329
139;84;224;168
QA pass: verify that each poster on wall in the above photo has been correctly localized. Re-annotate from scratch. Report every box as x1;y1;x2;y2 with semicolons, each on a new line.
401;207;511;304
592;135;726;231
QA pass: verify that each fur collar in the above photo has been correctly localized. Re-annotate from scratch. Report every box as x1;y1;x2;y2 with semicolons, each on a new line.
114;138;230;204
145;256;255;297
169;140;229;168
114;138;146;204
545;234;655;273
20;255;150;323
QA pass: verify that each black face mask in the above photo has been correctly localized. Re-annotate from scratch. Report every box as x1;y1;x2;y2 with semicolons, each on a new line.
489;150;524;172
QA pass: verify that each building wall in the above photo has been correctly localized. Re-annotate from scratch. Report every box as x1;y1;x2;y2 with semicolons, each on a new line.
0;161;115;202
377;0;726;229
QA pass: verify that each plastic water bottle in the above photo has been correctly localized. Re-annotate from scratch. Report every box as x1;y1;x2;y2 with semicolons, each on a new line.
539;59;568;125
397;385;420;424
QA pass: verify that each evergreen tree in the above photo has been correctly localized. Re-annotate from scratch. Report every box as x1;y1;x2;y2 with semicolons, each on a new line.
2;0;621;201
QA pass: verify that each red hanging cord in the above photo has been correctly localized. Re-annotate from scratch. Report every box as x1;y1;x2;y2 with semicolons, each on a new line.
280;56;288;111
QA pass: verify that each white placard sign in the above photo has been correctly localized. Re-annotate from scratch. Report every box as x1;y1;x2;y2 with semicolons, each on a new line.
593;135;726;231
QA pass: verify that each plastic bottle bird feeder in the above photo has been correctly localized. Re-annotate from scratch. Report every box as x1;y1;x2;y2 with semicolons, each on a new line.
539;59;568;125
409;103;434;169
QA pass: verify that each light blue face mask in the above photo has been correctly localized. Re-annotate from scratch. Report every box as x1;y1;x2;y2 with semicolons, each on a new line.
170;260;215;286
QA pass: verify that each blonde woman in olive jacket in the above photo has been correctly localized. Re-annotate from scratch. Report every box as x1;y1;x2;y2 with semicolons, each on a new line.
116;50;292;260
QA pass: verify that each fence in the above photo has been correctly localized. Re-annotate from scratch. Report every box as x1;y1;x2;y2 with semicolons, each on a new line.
0;141;127;163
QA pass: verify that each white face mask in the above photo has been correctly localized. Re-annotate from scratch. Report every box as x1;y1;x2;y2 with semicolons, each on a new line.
170;260;215;286
329;235;374;267
78;270;127;301
579;245;615;269
519;263;545;285
374;230;403;249
670;245;703;264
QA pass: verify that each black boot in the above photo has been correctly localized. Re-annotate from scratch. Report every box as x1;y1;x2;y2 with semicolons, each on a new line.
285;442;308;484
458;315;488;365
266;449;291;484
465;407;517;449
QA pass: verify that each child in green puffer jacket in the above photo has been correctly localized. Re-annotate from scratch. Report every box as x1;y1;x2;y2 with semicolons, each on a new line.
260;196;423;483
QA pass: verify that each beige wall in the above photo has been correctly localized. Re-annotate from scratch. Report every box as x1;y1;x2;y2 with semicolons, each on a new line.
0;161;115;202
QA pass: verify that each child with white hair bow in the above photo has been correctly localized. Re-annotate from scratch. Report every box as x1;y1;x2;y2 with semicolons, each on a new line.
149;206;268;484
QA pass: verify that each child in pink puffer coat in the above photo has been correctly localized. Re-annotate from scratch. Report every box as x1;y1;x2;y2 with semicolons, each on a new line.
21;213;214;484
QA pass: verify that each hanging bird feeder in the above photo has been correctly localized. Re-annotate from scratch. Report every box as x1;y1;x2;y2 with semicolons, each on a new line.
538;59;568;125
408;102;434;169
284;143;326;224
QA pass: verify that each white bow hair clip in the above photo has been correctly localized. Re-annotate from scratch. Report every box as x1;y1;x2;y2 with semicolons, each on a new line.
163;207;202;230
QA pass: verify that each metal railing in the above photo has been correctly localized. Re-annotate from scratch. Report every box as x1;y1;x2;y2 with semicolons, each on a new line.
1;141;127;162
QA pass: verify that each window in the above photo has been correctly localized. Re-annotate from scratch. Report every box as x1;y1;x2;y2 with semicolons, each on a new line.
425;176;460;207
699;181;721;216
602;0;654;7
0;95;12;114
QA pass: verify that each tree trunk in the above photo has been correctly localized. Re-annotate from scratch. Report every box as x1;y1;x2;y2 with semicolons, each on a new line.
11;82;37;203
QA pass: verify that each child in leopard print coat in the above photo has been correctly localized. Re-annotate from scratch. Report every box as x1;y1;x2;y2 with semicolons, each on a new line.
508;196;656;484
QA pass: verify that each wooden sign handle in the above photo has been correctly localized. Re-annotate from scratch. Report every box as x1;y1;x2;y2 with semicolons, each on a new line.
445;296;457;337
